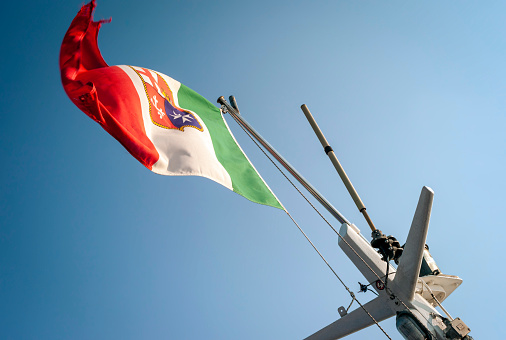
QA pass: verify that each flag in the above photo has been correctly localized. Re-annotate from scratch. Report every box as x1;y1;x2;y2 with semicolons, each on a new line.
60;0;283;209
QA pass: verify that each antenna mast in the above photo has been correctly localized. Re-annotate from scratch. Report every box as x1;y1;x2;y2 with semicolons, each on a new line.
300;104;403;263
300;105;376;232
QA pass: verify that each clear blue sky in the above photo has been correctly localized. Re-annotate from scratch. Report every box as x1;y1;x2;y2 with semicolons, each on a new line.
1;1;504;339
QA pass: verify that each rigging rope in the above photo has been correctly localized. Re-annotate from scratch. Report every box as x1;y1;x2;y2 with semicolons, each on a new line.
226;110;393;339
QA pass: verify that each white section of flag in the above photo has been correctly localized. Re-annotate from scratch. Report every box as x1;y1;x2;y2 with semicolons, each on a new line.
119;65;233;190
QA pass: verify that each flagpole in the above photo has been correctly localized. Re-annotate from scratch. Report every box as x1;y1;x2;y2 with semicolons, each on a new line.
217;96;350;225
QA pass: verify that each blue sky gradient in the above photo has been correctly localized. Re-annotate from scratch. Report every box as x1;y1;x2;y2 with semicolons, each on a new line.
1;1;504;339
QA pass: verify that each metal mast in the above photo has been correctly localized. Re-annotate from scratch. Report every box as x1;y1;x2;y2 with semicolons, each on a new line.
300;104;376;232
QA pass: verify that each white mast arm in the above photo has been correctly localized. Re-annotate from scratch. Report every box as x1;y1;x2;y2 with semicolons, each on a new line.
304;296;396;340
393;186;434;301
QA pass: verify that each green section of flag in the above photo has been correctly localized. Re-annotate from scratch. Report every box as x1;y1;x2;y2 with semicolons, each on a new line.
177;84;283;210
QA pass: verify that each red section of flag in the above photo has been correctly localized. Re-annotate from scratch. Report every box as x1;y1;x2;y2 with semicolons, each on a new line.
59;0;159;170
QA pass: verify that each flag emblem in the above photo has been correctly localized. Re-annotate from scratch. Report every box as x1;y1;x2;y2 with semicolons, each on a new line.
130;66;203;132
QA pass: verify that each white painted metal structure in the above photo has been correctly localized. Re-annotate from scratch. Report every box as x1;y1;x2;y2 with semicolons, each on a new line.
218;97;471;339
305;187;468;340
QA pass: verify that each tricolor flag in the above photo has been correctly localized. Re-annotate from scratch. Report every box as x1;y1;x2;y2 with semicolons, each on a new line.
60;0;282;209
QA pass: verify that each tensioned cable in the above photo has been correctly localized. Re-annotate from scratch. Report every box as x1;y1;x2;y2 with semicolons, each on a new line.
420;279;453;321
226;110;392;339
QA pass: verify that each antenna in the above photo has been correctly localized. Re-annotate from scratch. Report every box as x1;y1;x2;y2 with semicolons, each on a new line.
300;104;376;232
300;104;402;263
